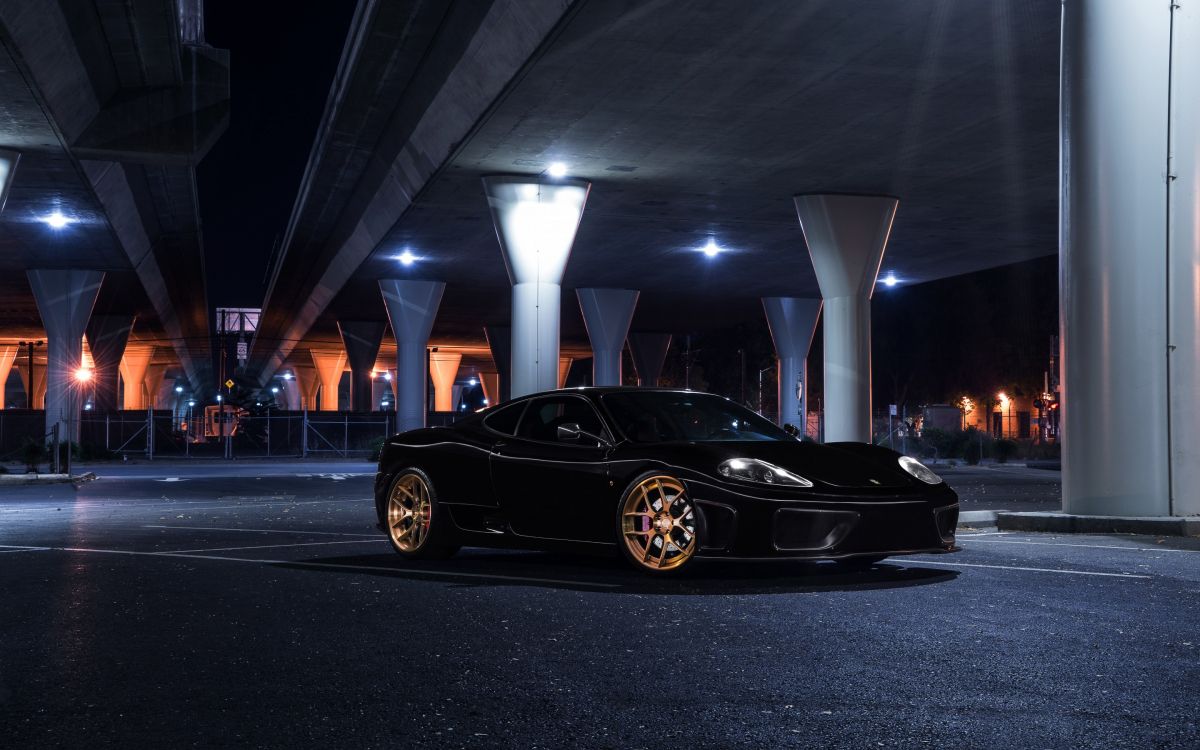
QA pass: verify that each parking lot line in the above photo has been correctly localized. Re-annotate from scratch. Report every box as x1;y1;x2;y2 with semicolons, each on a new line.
889;558;1151;579
144;524;380;537
0;544;622;589
161;539;389;554
965;538;1191;553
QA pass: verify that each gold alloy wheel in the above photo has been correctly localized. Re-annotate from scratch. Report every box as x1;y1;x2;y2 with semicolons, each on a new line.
621;476;697;571
387;473;432;553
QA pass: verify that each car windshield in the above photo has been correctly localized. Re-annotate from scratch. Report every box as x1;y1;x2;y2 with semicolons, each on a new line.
601;391;793;443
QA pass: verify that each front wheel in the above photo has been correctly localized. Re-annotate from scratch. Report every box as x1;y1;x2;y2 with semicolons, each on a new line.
385;469;459;560
618;474;699;574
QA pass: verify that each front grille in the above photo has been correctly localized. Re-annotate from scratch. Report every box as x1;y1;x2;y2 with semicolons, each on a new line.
934;504;959;543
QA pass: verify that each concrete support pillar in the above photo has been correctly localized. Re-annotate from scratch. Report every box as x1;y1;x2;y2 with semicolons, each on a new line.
379;279;445;432
1169;1;1200;517
429;350;462;412
27;269;104;442
144;365;166;410
293;366;318;411
120;345;153;409
309;350;347;412
794;194;897;443
34;369;47;410
0;344;16;410
483;176;591;397
576;288;639;387
1060;1;1200;516
627;333;672;387
85;315;134;412
279;372;302;410
484;326;511;403
337;321;386;412
762;298;823;432
558;357;573;389
479;371;499;406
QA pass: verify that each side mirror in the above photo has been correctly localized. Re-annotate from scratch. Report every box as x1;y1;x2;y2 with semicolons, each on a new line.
782;423;800;437
556;423;582;442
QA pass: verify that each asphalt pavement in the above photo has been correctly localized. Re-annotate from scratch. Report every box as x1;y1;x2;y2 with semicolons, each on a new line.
0;462;1195;749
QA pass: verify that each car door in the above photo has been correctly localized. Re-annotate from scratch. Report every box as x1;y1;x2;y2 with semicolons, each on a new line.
489;395;614;543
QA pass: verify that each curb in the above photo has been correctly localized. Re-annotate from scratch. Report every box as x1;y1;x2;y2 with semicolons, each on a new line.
0;472;96;486
998;511;1200;537
957;510;998;527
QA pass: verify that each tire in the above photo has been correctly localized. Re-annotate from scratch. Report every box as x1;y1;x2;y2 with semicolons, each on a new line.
384;468;459;560
617;473;700;575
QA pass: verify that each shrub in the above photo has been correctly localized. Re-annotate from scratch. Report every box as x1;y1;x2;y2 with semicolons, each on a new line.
993;438;1019;464
921;428;960;461
961;428;991;465
368;436;386;462
21;438;46;472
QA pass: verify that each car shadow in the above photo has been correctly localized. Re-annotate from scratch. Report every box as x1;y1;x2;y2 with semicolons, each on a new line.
271;548;958;595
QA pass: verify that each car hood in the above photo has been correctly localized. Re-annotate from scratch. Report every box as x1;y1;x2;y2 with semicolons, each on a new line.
682;441;914;489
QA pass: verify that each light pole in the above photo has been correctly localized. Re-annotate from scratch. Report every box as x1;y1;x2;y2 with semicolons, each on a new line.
268;385;280;456
186;399;195;457
756;365;773;416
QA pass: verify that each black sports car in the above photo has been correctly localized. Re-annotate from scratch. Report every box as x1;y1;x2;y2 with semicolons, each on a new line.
374;388;959;574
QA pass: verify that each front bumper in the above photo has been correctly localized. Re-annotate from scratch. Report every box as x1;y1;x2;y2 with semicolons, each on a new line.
686;478;959;560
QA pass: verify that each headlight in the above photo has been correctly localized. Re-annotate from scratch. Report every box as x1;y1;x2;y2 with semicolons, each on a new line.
718;458;813;487
898;456;942;485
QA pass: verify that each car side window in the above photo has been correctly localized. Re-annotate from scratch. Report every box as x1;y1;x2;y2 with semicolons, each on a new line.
483;401;526;436
515;397;606;444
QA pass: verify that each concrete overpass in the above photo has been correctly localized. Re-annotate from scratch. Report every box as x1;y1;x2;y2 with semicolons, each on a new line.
250;0;1198;521
0;0;228;437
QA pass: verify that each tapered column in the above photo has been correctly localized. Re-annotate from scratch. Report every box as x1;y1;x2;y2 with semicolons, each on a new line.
484;326;511;403
33;369;47;410
337;321;385;412
0;345;16;410
479;371;499;406
794;194;897;443
1169;1;1200;516
120;345;154;409
1060;1;1199;516
627;333;672;387
281;373;302;410
429;351;462;412
558;357;573;388
309;350;346;411
380;279;445;431
763;298;822;432
144;365;166;410
576;288;639;387
85;315;134;412
483;176;590;397
27;270;104;442
293;366;318;411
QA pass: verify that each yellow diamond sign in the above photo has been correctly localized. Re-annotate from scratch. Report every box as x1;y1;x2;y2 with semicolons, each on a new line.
224;379;235;389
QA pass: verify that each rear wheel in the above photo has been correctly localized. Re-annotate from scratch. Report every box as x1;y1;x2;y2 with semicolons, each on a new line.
385;469;458;559
618;474;698;574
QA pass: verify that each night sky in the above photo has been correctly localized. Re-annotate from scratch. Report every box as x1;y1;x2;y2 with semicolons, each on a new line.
192;3;1058;409
197;2;358;310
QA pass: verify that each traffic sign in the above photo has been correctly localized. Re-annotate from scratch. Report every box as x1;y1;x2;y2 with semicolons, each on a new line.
225;379;235;389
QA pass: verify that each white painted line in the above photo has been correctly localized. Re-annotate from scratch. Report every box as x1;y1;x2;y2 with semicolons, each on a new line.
144;524;379;537
161;539;388;554
965;538;1190;553
889;558;1151;579
154;478;187;483
0;546;49;554
12;544;621;589
956;532;1014;538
